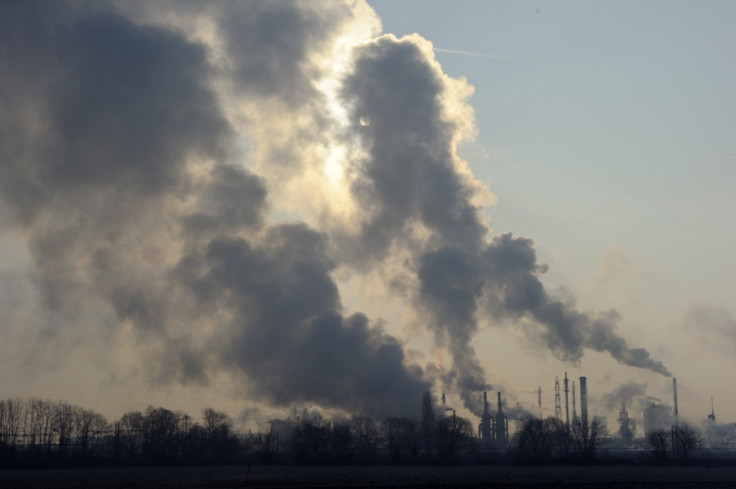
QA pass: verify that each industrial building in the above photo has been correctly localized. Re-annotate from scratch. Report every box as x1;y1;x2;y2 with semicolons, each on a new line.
478;391;508;448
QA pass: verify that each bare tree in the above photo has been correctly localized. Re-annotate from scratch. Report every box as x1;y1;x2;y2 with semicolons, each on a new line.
350;415;378;462
53;402;74;458
420;392;435;456
383;417;420;462
330;422;353;463
202;408;236;463
0;399;23;450
570;416;607;461
293;419;331;463
648;428;668;460
674;422;702;461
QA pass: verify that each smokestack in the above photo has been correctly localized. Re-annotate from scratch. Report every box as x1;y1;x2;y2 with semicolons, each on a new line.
481;391;492;444
672;378;678;423
579;376;588;428
564;372;570;427
572;380;577;421
537;386;542;419
495;391;507;448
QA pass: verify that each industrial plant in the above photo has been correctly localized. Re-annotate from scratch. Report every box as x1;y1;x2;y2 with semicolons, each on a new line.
253;374;736;464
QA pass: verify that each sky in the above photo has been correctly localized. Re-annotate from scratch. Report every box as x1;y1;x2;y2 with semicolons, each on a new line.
1;0;734;433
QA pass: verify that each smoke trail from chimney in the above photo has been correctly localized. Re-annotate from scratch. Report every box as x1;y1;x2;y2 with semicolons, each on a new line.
0;1;670;420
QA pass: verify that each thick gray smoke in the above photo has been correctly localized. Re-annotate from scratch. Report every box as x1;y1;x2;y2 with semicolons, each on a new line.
339;31;669;411
1;1;668;420
0;1;428;418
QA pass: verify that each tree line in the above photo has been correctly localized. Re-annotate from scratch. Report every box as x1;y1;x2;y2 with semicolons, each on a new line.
514;415;706;464
1;396;710;468
0;395;486;467
0;398;245;467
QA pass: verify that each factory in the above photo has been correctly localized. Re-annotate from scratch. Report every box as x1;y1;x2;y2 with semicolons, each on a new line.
478;391;508;448
474;375;736;455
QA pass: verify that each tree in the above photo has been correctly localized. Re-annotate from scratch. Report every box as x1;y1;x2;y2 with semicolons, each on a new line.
674;422;701;461
435;413;473;462
141;406;183;463
515;416;571;462
383;417;420;462
202;408;236;463
293;419;331;463
118;410;145;461
330;422;353;463
648;428;668;460
0;399;23;451
570;416;607;461
350;415;378;462
420;392;435;456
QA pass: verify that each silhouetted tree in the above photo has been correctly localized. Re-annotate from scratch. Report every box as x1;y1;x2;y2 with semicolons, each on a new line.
141;406;183;463
648;428;668;460
420;392;435;456
202;408;237;463
435;413;473;462
515;416;573;462
571;416;607;461
293;419;331;463
330;421;353;463
674;422;701;461
350;415;378;462
383;417;420;462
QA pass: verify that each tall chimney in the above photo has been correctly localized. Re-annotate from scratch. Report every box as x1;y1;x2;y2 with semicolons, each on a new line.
579;376;588;428
564;372;570;427
672;378;678;424
481;391;492;444
496;392;507;448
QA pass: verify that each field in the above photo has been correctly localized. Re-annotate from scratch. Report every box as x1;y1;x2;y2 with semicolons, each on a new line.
3;464;736;489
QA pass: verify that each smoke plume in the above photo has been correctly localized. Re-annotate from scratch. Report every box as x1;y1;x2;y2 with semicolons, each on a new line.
599;382;660;416
0;1;668;419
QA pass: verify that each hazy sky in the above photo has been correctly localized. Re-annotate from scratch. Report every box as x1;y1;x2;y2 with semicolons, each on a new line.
1;0;734;431
369;0;736;423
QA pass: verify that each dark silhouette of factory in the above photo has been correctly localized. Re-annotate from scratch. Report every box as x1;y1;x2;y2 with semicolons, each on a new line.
479;391;508;448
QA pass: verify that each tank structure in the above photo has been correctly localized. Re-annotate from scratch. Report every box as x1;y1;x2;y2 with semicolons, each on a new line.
643;402;674;436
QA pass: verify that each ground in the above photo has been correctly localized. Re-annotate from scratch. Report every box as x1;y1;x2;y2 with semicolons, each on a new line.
3;464;736;489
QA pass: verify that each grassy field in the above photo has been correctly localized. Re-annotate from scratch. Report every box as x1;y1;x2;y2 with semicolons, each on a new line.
2;464;736;488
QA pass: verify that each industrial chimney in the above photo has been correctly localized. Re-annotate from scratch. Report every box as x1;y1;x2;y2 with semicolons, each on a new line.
672;378;678;425
480;391;492;444
496;392;508;448
579;376;588;429
564;372;570;427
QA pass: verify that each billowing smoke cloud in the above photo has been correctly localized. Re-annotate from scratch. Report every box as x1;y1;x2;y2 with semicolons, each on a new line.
337;28;669;410
0;0;668;420
0;1;427;418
